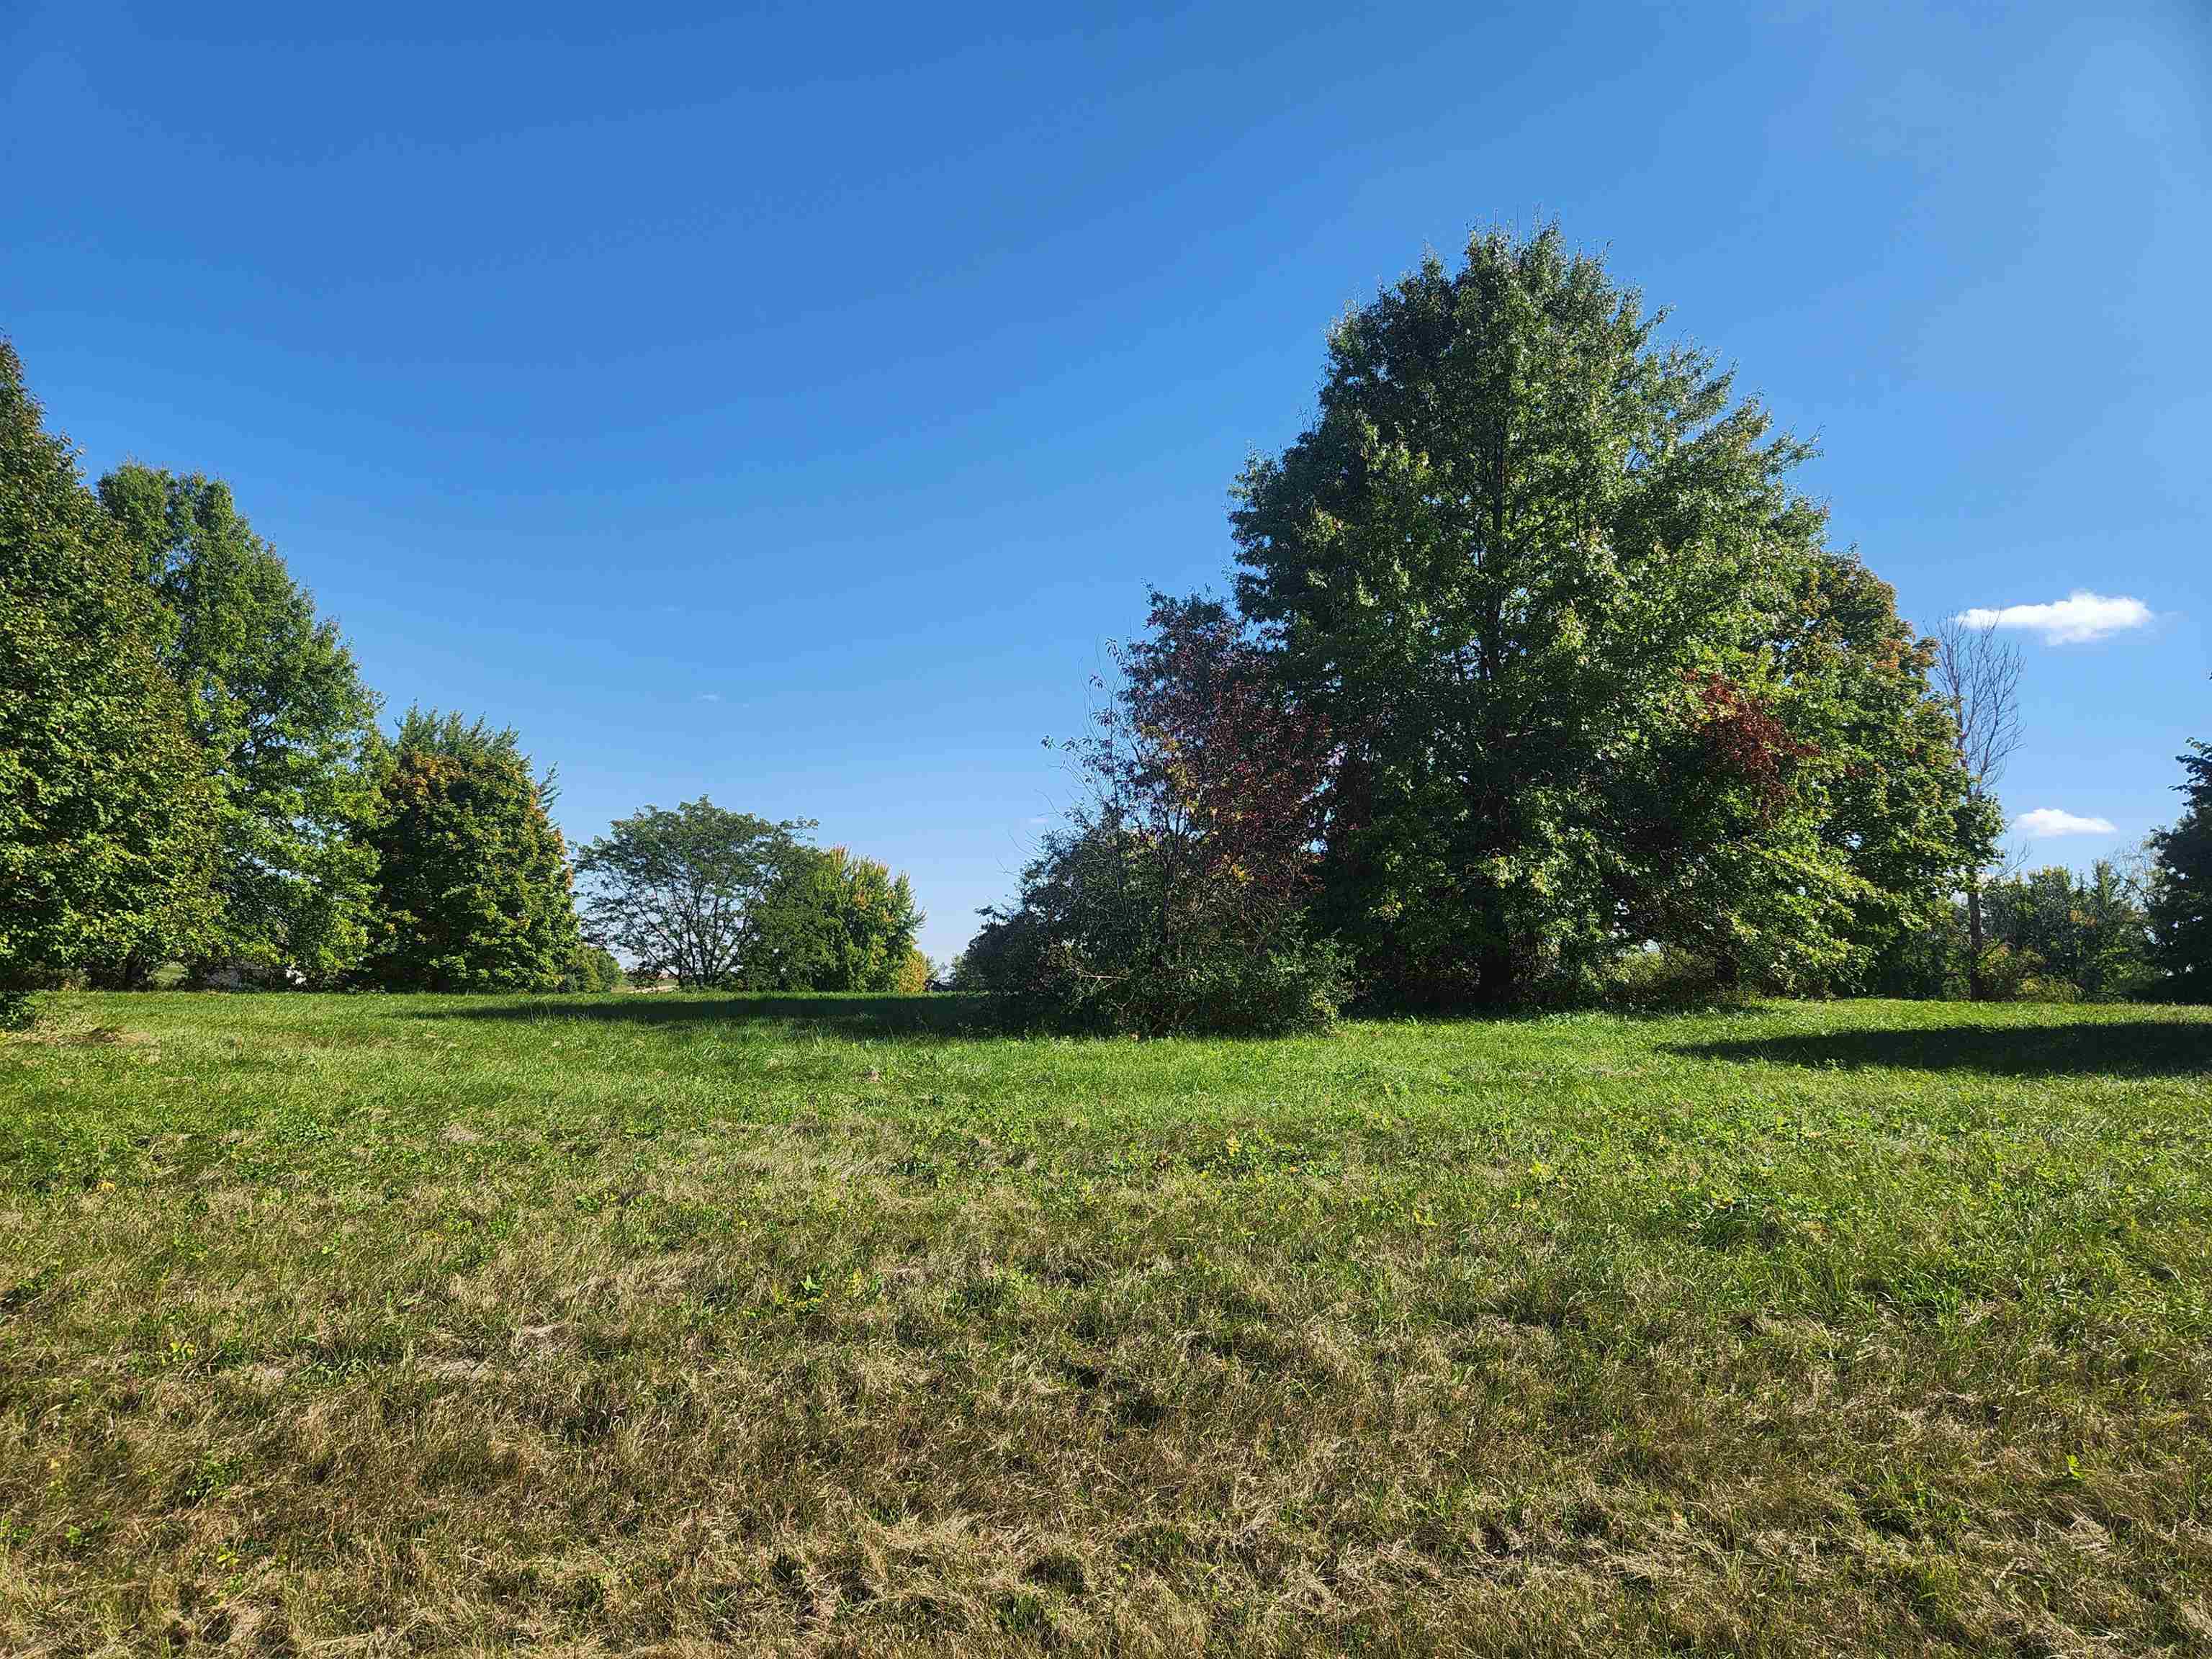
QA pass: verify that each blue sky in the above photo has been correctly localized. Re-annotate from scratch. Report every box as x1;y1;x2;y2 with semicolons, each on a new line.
6;0;2208;966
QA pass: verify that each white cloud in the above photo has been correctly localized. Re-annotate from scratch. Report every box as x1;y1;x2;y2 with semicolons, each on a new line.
697;692;724;703
2015;807;2117;837
1953;591;2152;645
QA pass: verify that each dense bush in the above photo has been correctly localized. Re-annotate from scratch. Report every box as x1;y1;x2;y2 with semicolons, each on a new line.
1979;860;2152;1003
1599;946;1761;1011
964;823;1353;1035
564;944;626;993
748;845;924;992
964;593;1348;1035
891;946;933;995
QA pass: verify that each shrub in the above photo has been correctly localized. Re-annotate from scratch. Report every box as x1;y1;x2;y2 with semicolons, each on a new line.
1976;943;2056;1003
963;825;1352;1035
963;594;1345;1036
891;947;932;996
750;845;923;992
1600;946;1761;1011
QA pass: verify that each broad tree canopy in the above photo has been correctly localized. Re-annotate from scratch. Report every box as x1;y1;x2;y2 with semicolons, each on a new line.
1232;225;1967;1005
575;799;814;989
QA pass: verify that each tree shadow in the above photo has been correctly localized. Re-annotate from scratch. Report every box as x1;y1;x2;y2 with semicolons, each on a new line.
1671;1020;2210;1079
420;994;985;1038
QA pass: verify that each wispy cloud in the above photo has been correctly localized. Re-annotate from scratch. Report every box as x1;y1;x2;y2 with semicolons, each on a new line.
2015;807;2116;837
697;693;724;703
1954;591;2152;645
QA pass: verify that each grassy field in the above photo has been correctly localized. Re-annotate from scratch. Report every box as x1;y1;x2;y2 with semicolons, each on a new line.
2;994;2209;1656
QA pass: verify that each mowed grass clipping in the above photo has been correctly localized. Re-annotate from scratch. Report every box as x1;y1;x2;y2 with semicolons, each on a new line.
1;995;2209;1657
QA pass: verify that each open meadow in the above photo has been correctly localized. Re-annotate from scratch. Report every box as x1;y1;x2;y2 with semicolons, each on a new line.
3;994;2210;1656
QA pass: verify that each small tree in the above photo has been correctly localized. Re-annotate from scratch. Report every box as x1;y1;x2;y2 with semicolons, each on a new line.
749;845;924;992
574;799;814;989
96;464;382;986
359;710;582;992
0;343;216;1024
1931;616;2024;999
2149;717;2212;1001
964;591;1347;1034
562;944;626;993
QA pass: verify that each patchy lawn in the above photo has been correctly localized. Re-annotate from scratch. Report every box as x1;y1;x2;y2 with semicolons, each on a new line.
2;993;2208;1655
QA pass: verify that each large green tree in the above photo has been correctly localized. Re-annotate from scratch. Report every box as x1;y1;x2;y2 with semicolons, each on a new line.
1231;225;1969;1005
96;465;381;985
358;710;582;992
575;799;814;989
0;344;216;1022
2149;716;2212;1002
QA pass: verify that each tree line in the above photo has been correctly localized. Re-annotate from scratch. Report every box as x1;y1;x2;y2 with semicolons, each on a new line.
952;226;2211;1030
0;343;923;1025
6;224;2205;1034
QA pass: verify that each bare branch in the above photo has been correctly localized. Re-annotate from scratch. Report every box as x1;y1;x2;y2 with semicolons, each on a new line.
1932;616;2024;793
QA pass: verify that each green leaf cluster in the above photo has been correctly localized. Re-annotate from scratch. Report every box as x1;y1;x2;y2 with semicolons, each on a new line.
750;844;924;993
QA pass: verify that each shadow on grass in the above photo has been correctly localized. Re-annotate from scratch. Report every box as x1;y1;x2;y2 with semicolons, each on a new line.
420;994;986;1038
1673;1020;2210;1079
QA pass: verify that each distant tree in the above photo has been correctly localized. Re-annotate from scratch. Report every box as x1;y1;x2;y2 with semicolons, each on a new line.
1232;225;1970;1005
891;947;933;995
963;591;1348;1033
96;464;381;986
1931;616;2023;999
0;343;217;1024
1982;860;2152;1002
562;943;626;993
2149;717;2212;1001
358;710;582;991
574;799;814;989
750;845;924;992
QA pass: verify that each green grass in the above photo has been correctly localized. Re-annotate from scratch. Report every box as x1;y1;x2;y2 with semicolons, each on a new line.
2;992;2208;1655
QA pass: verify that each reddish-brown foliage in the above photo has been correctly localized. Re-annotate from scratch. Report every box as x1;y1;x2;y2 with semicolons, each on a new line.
1689;673;1817;820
